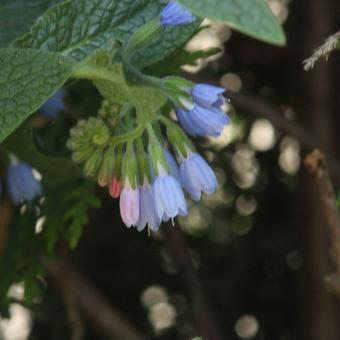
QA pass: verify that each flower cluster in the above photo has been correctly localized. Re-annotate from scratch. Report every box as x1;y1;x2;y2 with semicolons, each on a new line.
67;1;230;231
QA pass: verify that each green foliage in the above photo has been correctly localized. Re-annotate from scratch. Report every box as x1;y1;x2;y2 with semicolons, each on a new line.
0;179;99;307
0;48;74;143
15;0;200;66
177;0;286;45
0;210;45;306
0;0;62;48
43;180;101;251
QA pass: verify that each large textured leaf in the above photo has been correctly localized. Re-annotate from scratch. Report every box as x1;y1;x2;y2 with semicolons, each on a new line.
15;0;200;66
0;0;63;48
0;48;74;143
3;124;81;185
177;0;286;46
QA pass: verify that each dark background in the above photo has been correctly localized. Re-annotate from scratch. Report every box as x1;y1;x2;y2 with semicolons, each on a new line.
13;0;340;339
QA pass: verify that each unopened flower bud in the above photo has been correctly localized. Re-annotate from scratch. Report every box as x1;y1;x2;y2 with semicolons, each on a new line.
98;145;116;186
109;176;121;198
125;17;163;55
84;147;104;178
121;144;139;189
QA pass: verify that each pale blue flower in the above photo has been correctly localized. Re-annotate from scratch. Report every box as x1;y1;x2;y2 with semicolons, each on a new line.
6;162;42;205
160;1;196;26
180;153;217;201
153;170;187;220
137;180;161;231
192;84;225;110
177;105;229;137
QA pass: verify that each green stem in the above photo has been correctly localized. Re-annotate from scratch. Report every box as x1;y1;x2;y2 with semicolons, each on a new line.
158;115;179;130
108;124;145;146
108;115;163;147
122;60;163;89
72;63;123;84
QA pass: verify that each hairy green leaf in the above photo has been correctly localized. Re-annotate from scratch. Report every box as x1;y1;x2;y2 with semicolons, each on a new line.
177;0;286;46
15;0;200;66
0;48;74;143
4;124;81;185
0;0;62;48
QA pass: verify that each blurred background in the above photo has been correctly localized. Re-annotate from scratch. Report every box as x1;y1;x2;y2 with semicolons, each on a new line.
2;0;340;339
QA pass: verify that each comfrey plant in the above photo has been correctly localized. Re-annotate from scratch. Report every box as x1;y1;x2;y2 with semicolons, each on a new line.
65;2;230;231
0;0;286;315
0;0;284;235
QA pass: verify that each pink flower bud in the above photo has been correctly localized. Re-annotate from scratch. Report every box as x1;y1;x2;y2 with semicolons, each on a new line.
109;176;121;198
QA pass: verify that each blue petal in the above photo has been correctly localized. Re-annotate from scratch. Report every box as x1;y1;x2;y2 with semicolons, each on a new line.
180;159;201;201
180;153;217;201
137;185;161;231
6;167;21;204
176;108;204;136
6;163;42;204
39;90;65;119
188;105;228;137
160;1;196;26
164;149;181;183
192;84;225;109
153;175;187;220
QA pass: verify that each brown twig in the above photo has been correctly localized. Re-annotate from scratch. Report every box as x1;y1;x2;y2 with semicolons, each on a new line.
163;225;222;340
42;257;143;340
305;150;340;298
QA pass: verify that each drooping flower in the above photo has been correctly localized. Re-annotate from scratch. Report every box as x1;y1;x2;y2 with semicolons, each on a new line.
176;105;229;137
137;178;161;231
6;162;42;205
153;165;187;220
119;182;140;227
180;152;217;201
39;90;66;119
163;78;230;138
160;1;196;26
191;84;225;110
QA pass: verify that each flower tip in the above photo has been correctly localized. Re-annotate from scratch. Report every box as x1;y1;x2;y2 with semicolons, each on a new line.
160;1;196;26
119;187;140;227
109;177;121;198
